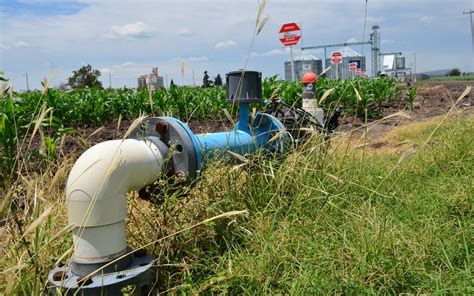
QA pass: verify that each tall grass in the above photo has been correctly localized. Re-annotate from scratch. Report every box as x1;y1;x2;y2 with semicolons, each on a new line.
1;112;472;294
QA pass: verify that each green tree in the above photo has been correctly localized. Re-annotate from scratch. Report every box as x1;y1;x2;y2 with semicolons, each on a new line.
68;64;103;89
202;70;212;88
214;74;223;86
447;68;461;77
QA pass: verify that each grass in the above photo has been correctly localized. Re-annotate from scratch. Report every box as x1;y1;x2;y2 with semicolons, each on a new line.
424;76;474;82
0;111;472;294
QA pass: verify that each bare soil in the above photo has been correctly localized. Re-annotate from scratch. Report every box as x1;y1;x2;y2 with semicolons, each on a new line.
338;81;473;142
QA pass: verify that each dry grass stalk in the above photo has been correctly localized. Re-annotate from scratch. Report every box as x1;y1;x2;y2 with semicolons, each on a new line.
90;126;104;137
318;88;334;106
21;206;53;239
31;104;53;142
116;114;122;133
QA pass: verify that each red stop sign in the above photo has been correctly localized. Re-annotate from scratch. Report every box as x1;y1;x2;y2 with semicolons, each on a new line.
279;22;302;47
331;52;343;64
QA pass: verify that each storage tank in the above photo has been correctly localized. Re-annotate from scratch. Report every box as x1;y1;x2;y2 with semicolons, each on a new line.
137;76;147;89
325;47;366;79
284;52;323;81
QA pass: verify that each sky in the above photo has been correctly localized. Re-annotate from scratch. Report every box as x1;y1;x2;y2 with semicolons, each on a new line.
1;0;473;90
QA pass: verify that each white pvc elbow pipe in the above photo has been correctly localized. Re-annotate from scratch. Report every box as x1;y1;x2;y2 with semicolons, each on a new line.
66;138;163;265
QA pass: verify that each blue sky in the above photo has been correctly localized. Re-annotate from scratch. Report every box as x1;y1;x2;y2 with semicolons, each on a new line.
1;0;473;90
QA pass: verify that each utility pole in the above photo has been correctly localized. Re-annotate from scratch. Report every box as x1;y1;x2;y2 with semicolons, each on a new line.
464;9;474;72
25;72;30;91
413;53;417;83
464;10;474;52
109;73;112;89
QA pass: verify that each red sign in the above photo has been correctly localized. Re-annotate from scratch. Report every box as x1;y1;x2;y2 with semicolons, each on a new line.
279;22;302;47
331;51;343;64
349;63;358;71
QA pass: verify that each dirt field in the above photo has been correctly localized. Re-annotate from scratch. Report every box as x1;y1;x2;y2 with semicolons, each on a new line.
339;81;473;139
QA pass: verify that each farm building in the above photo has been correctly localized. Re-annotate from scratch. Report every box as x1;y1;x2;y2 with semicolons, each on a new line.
324;47;367;80
284;52;323;81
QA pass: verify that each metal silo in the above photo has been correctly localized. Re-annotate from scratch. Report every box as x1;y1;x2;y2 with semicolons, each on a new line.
325;47;366;79
284;52;323;81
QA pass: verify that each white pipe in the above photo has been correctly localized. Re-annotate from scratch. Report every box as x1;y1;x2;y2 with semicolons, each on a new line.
66;139;163;264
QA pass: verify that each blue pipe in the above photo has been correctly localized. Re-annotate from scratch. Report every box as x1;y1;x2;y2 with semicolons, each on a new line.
172;102;286;172
237;102;250;131
196;102;254;159
195;102;285;167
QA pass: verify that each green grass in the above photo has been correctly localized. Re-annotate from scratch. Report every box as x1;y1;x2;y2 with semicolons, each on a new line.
425;76;474;82
177;116;473;294
1;115;472;294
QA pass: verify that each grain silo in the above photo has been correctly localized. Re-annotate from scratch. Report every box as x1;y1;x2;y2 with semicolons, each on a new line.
325;47;367;79
137;75;147;89
284;52;323;81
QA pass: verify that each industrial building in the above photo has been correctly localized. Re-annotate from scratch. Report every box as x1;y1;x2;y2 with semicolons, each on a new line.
324;47;367;80
382;54;412;81
284;52;323;81
298;25;412;80
137;67;164;89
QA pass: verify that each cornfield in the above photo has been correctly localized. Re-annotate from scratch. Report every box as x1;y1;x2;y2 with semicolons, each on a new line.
0;77;400;186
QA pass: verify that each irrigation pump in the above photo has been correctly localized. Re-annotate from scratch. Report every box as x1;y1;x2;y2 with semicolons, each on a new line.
47;70;340;295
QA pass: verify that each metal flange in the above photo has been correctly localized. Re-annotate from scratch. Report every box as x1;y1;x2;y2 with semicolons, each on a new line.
128;117;198;183
48;252;154;295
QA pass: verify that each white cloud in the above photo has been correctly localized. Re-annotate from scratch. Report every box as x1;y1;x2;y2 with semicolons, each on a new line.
419;16;434;24
114;62;136;68
0;41;30;50
360;16;384;23
99;68;111;73
177;28;195;36
346;37;359;43
215;40;237;49
188;56;209;62
13;41;30;48
250;48;287;57
170;56;209;62
108;21;152;39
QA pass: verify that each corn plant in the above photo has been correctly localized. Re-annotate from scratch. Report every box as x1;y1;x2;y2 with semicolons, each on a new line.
406;86;417;110
0;93;17;185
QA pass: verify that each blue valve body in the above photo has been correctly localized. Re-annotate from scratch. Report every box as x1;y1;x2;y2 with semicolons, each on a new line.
171;102;285;171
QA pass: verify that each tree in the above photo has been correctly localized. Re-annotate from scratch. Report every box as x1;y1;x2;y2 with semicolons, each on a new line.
214;74;223;86
447;68;461;77
67;64;103;89
57;81;70;91
202;70;212;88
